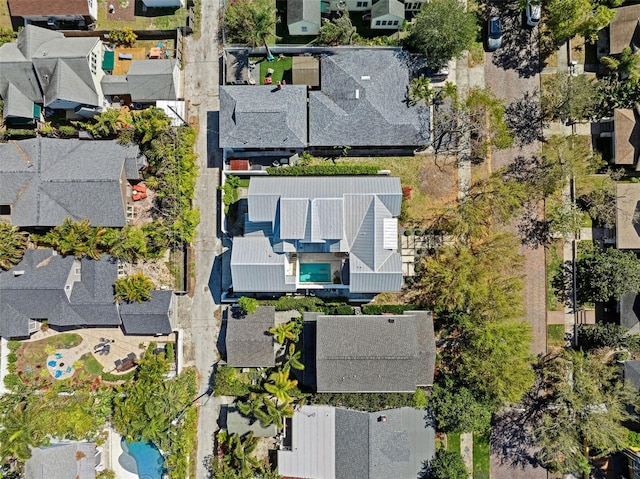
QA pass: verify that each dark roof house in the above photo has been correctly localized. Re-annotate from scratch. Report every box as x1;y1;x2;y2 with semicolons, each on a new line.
225;306;275;367
0;25;104;120
0;250;175;338
277;405;435;479
301;311;436;392
609;4;640;55
230;176;404;295
624;360;640;390
26;442;98;479
0;138;144;227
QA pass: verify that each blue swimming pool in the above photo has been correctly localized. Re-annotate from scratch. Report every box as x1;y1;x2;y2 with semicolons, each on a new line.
299;263;331;283
121;439;164;479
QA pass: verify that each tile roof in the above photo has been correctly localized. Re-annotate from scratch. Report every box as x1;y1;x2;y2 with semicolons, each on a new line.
26;442;96;479
8;0;91;17
302;311;436;392
309;49;429;147
277;406;435;479
225;305;276;367
0;138;143;227
126;59;179;102
120;290;174;335
219;85;308;149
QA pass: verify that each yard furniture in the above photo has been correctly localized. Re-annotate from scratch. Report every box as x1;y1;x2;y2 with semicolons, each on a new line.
133;184;147;193
264;77;273;85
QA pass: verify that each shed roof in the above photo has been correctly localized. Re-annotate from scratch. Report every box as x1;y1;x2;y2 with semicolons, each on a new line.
616;183;640;249
226;405;277;437
371;0;405;19
292;55;319;87
225;306;276;367
625;360;640;390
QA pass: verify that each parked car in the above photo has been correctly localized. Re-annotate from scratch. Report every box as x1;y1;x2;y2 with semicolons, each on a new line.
487;16;503;52
525;2;541;27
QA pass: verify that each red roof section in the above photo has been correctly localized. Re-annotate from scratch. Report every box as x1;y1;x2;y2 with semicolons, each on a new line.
230;159;250;171
8;0;90;16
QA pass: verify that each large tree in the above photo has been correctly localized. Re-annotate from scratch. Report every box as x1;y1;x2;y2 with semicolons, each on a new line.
224;0;278;57
114;273;155;303
533;350;633;475
405;0;477;71
429;376;492;433
541;73;600;123
576;247;640;304
0;222;28;271
423;449;469;479
544;0;617;44
316;12;357;46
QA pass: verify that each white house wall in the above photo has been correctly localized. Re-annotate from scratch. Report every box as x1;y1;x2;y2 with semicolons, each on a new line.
288;20;321;36
88;0;98;21
329;0;371;11
371;14;403;29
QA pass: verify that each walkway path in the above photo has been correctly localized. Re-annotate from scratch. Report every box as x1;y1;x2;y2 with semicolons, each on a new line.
460;432;474;479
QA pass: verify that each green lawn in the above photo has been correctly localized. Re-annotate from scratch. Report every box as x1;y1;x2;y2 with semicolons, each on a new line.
256;56;293;85
82;354;104;375
547;324;565;349
96;0;188;31
447;432;461;453
473;433;490;479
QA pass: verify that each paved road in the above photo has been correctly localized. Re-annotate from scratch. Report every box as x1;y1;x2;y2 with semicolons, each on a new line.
182;0;223;476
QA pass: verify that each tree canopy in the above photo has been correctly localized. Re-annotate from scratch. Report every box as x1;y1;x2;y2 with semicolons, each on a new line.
0;222;28;271
541;73;600;123
405;0;477;71
224;0;278;50
577;247;640;304
423;449;469;479
544;0;617;44
316;13;357;46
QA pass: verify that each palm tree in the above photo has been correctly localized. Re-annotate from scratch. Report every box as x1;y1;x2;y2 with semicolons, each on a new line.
248;1;277;59
0;222;28;271
282;343;304;371
35;218;106;259
131;107;172;145
408;74;433;106
217;431;260;477
268;321;297;345
264;365;298;404
114;273;155;303
87;108;124;138
0;401;45;461
237;393;294;430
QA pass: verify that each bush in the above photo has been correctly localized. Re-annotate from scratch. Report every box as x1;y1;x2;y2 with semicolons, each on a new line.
267;296;325;312
310;392;415;411
7;353;17;364
413;388;428;409
213;365;251;397
0;129;37;140
578;323;638;351
102;370;136;382
6;340;20;352
404;229;413;236
58;125;77;138
334;305;354;315
3;373;21;389
166;343;175;363
362;304;419;315
414;229;423;236
7;363;16;373
266;165;380;176
238;296;259;314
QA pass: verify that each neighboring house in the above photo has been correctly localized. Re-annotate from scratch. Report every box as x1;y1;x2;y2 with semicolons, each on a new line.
600;108;640;170
101;59;182;104
0;138;145;228
142;0;185;6
609;4;640;56
230;176;403;295
225;404;277;437
219;49;428;151
8;0;98;29
327;0;425;13
300;311;436;392
287;0;322;35
225;306;276;367
0;25;105;122
370;0;404;29
219;85;308;149
615;183;640;250
0;249;175;339
277;405;435;479
26;442;100;479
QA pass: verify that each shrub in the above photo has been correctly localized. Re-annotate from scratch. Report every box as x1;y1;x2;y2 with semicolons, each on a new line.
362;304;419;315
335;305;354;315
102;370;136;382
629;430;640;448
58;125;77;138
404;229;413;236
414;229;423;236
166;343;175;362
310;392;414;411
266;165;380;176
7;363;16;373
108;28;137;46
44;344;56;356
268;296;324;312
0;129;37;140
238;296;259;314
7;353;17;363
213;365;251;397
413;388;428;409
7;340;20;352
4;373;21;389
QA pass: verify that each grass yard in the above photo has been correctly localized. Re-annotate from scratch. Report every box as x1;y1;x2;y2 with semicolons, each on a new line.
82;354;105;375
547;324;565;349
447;432;461;453
305;156;458;226
249;56;293;85
97;0;188;31
19;334;82;364
473;433;490;479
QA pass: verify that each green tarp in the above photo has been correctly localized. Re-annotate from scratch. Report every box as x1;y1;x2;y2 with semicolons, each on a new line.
102;51;115;71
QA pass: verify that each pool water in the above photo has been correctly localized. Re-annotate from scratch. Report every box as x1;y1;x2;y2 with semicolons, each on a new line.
122;439;164;479
299;263;331;283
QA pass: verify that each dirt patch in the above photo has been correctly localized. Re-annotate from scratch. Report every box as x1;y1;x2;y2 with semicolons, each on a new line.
416;154;458;204
254;437;277;462
126;251;174;289
104;0;135;21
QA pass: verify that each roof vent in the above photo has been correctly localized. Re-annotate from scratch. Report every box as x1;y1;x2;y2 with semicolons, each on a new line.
361;75;370;80
13;271;25;276
355;89;360;99
388;318;395;323
42;51;47;57
378;415;387;422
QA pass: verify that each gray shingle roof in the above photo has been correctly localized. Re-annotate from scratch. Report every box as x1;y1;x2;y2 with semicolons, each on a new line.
100;75;129;95
0;138;143;227
625;360;640;390
120;290;174;335
309;49;428;147
226;405;277;437
26;442;96;479
620;292;640;333
126;59;179;102
231;176;403;294
302;311;435;392
225;305;275;367
278;405;435;479
287;0;321;26
3;82;35;119
219;85;308;149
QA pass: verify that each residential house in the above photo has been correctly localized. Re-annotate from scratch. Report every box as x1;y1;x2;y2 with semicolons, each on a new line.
224;306;276;367
219;49;428;151
0;249;175;339
219;85;308;149
327;0;426;14
101;59;182;105
600;108;640;170
277;405;435;479
0;25;105;122
224;404;278;437
609;4;640;56
0;138;145;228
370;0;404;29
8;0;98;29
287;0;322;36
230;176;404;295
300;311;436;392
26;442;100;479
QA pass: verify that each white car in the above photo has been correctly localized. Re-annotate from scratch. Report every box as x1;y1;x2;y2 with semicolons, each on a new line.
525;2;541;27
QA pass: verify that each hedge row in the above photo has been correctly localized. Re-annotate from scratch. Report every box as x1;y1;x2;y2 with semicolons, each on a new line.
0;129;37;140
266;165;380;176
102;370;136;382
361;304;419;315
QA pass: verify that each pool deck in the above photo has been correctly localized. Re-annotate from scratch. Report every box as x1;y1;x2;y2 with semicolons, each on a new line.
106;427;139;479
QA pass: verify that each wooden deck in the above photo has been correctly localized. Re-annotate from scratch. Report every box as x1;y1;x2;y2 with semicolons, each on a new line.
113;47;147;75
